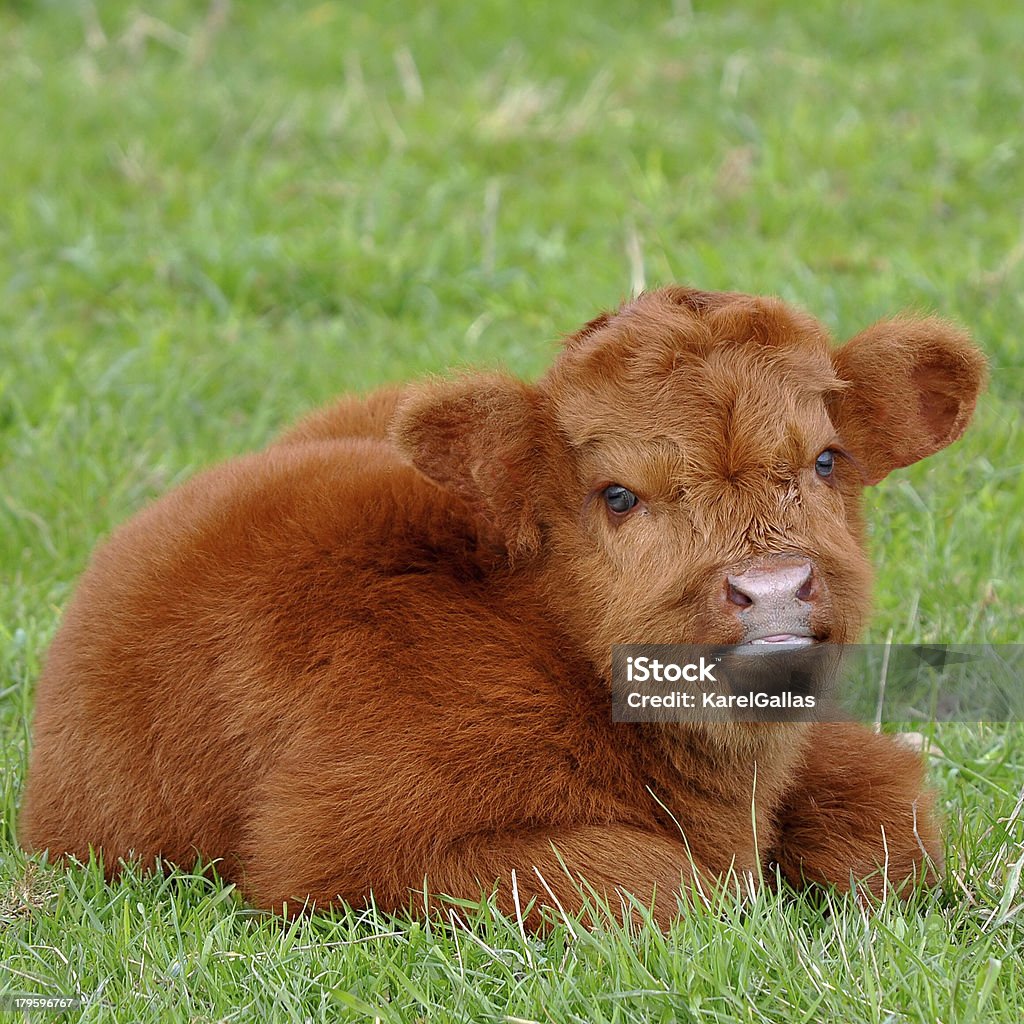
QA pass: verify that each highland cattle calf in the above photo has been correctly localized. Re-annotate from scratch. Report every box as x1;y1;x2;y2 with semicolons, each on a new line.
21;287;986;928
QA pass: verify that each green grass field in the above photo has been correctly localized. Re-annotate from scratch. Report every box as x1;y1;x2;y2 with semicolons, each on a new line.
2;1;1022;1020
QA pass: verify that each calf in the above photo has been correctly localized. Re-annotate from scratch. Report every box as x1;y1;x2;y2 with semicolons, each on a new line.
20;287;985;927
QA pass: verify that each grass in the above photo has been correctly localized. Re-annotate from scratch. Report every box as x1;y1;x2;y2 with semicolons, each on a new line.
1;0;1022;1020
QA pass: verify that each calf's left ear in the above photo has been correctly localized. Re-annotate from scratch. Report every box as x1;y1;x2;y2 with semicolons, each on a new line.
830;316;987;485
390;373;543;560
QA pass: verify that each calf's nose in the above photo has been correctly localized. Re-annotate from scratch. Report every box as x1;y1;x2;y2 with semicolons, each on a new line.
726;559;816;609
724;558;819;643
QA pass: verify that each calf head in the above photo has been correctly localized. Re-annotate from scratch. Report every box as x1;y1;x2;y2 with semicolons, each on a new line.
393;287;985;675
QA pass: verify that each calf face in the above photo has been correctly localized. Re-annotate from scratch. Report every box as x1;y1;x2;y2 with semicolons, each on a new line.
394;287;985;676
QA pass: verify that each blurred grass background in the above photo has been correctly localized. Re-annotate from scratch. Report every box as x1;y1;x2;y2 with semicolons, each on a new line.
1;1;1021;1020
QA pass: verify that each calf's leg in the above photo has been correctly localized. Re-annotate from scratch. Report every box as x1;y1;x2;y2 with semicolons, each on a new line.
423;825;719;929
246;824;711;930
770;722;942;898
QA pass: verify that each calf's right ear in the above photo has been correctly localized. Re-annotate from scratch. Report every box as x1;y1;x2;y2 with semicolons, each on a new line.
831;316;987;485
390;374;543;560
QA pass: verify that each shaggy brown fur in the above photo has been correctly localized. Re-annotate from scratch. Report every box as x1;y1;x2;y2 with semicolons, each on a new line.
20;286;986;928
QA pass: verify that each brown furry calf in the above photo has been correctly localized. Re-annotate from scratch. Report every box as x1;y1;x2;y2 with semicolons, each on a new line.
21;287;986;928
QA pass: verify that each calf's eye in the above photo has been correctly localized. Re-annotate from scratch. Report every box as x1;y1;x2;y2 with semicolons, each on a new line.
815;450;835;478
603;484;639;514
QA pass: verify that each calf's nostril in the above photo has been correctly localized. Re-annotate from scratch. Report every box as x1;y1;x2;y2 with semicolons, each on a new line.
725;578;754;607
796;574;815;603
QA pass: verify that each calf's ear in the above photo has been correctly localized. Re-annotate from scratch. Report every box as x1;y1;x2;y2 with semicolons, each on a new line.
390;373;542;559
830;316;987;485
